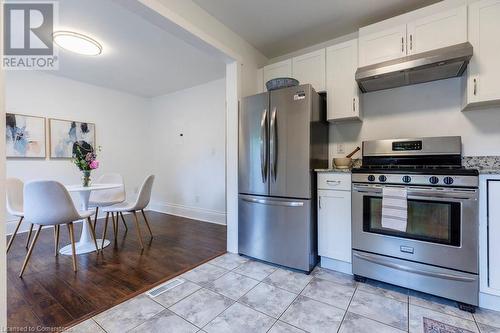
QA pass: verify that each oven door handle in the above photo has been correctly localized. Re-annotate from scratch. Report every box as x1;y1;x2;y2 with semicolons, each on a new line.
352;185;477;200
353;252;476;282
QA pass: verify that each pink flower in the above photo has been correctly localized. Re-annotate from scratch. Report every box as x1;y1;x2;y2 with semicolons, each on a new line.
89;160;99;169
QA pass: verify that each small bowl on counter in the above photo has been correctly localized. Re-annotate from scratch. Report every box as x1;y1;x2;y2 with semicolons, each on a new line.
333;157;352;169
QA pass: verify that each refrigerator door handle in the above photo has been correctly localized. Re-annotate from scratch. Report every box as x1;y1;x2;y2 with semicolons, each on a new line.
270;107;278;182
260;109;268;183
241;197;304;207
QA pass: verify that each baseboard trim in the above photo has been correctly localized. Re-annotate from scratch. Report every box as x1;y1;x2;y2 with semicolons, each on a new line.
149;202;226;225
320;256;353;275
480;292;500;311
6;218;32;236
5;211;133;236
6;204;225;235
6;219;75;235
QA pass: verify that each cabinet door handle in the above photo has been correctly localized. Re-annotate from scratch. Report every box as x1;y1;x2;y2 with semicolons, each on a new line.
401;37;404;52
473;78;477;96
353;98;356;112
318;196;322;209
410;34;413;51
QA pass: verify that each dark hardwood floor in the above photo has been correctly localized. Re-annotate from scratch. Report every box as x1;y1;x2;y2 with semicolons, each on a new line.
6;211;227;330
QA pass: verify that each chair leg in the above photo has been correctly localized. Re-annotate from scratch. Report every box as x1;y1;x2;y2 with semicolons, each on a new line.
67;223;77;272
19;224;42;278
111;213;118;247
93;207;99;230
101;212;109;250
54;225;60;256
25;223;34;249
120;212;128;231
132;211;144;250
87;217;99;254
141;210;153;238
7;216;24;253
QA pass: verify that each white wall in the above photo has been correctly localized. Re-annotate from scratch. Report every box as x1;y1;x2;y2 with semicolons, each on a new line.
148;79;226;224
331;78;500;161
130;0;269;252
5;71;152;233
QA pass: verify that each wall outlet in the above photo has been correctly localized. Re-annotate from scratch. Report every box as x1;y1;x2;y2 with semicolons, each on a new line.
337;144;345;154
176;133;184;145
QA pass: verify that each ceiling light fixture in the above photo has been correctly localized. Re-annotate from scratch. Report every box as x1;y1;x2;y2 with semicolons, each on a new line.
53;31;102;56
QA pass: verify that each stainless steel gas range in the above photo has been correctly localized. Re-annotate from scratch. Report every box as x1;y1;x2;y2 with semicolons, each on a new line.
351;136;479;312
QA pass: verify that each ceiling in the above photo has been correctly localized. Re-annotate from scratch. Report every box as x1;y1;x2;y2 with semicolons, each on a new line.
52;0;226;97
193;0;441;58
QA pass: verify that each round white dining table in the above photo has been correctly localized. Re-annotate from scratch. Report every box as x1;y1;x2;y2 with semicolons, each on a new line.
59;183;122;255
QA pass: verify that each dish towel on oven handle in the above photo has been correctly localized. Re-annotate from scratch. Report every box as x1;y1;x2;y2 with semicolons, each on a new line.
381;186;408;232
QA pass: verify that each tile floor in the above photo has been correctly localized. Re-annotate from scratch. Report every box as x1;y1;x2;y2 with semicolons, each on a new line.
66;254;500;333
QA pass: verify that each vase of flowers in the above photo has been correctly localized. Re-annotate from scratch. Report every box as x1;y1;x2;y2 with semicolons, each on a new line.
72;141;99;187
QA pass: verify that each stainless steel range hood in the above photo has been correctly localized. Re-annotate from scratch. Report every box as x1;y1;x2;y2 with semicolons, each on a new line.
355;42;473;93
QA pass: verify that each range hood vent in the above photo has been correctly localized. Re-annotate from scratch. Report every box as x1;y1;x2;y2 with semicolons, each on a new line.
355;42;473;93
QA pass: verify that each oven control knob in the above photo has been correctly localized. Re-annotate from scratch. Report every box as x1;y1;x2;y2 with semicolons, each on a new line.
402;176;411;183
429;176;439;184
368;175;376;182
443;177;454;185
379;175;387;182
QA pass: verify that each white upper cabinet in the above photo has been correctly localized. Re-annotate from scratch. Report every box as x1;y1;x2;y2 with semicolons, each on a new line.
407;6;467;55
292;49;326;92
464;0;500;110
359;5;467;67
262;59;292;90
359;25;407;67
326;39;361;121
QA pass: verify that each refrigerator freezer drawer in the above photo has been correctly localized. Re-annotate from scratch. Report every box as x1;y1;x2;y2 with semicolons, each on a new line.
238;194;317;272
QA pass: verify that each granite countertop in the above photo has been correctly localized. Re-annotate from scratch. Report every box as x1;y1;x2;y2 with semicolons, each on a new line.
315;168;352;173
315;156;500;174
478;168;500;175
463;156;500;175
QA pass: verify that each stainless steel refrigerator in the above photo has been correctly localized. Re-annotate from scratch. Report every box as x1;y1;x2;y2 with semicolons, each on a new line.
238;84;328;272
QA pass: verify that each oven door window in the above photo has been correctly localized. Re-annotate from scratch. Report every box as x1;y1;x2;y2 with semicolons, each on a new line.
363;196;461;246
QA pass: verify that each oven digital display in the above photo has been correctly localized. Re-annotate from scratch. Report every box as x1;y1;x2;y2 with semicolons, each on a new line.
392;140;422;151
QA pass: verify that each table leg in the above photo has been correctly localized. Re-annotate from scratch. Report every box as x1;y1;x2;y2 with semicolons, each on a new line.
59;190;110;255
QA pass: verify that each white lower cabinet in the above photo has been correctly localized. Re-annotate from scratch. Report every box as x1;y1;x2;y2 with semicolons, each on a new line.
480;175;500;299
317;173;352;265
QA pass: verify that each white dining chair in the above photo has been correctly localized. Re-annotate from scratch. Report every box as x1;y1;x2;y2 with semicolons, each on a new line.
102;175;155;250
20;181;99;277
6;178;26;253
88;173;127;232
